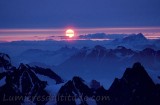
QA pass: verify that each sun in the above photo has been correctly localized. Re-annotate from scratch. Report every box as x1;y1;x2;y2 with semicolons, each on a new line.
66;29;74;38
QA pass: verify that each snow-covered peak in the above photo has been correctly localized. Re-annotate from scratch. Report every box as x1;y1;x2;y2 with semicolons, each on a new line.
57;76;106;105
0;53;64;105
0;53;13;71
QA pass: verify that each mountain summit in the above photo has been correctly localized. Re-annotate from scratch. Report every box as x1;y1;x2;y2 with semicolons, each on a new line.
108;62;160;105
122;33;148;43
0;52;63;105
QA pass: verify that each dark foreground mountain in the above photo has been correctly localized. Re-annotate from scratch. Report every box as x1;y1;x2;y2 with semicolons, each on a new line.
108;62;160;105
1;52;160;105
57;63;160;105
56;76;109;105
0;53;63;105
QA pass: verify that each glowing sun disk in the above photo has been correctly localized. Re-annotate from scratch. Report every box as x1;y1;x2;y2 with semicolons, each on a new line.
66;29;74;38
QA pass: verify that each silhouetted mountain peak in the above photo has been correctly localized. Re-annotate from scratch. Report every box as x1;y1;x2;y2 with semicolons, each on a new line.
94;45;106;50
72;76;84;83
78;46;89;52
109;78;120;91
142;48;155;54
0;53;12;70
109;62;156;93
122;62;154;86
122;33;148;43
132;62;144;70
137;33;144;36
18;63;28;71
33;66;63;84
57;76;93;105
112;46;135;57
108;62;159;105
90;79;101;90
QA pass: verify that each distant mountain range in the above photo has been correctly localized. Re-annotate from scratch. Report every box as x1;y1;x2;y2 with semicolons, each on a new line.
56;45;160;87
13;46;78;66
116;33;148;43
79;33;147;41
4;38;159;87
1;34;159;87
4;34;158;67
108;33;160;50
0;33;160;105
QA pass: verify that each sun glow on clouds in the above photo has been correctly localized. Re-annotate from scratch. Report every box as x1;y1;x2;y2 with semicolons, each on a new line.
0;27;160;42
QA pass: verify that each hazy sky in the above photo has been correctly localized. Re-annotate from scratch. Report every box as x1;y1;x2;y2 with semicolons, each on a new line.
0;0;160;28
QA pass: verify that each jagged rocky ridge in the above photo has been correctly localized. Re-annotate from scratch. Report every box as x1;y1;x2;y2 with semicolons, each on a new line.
108;63;160;105
59;45;160;69
56;76;108;105
0;53;63;105
1;52;160;105
55;45;160;88
57;63;160;105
